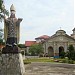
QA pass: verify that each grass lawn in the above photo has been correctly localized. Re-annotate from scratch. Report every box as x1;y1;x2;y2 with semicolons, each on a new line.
24;57;54;62
23;57;75;64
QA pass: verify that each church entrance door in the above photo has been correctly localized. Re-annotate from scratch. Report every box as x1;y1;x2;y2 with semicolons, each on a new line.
48;46;54;57
59;46;64;57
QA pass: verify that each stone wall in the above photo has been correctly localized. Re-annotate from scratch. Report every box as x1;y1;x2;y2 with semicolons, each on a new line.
0;53;25;75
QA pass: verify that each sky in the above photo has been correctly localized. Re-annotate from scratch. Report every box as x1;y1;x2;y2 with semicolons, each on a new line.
0;0;74;44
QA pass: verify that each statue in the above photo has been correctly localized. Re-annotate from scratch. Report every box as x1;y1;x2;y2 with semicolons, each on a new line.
2;4;22;53
1;4;25;75
4;4;22;46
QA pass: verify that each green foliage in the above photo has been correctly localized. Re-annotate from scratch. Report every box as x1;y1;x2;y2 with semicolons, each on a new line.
23;61;31;64
67;45;75;60
0;39;3;43
29;46;36;56
24;57;75;64
0;0;9;21
60;59;68;63
0;0;3;11
68;60;74;64
0;39;5;45
60;51;65;58
24;57;54;63
68;45;74;52
29;44;44;56
18;44;25;48
21;51;24;55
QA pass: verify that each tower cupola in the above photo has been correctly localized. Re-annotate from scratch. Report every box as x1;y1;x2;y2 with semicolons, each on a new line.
72;28;75;34
71;28;75;39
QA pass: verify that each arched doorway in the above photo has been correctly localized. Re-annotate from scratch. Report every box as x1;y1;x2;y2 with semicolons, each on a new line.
59;46;64;57
48;46;54;57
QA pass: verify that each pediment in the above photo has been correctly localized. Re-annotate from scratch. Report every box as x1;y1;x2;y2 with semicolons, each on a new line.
47;34;75;43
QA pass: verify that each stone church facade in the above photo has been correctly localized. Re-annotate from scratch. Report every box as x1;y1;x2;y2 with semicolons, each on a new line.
42;28;75;58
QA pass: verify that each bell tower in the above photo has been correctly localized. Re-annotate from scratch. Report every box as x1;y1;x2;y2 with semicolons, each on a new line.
71;28;75;39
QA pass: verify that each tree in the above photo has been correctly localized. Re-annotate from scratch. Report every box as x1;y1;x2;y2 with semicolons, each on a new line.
0;0;9;21
67;45;75;60
0;39;3;44
60;50;65;58
18;44;25;48
0;0;3;11
18;44;25;55
0;38;5;45
29;44;44;56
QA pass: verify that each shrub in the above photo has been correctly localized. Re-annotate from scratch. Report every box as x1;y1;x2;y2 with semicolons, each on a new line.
23;61;31;64
68;60;74;64
67;45;75;60
39;53;44;57
61;59;67;63
60;51;65;58
29;44;44;56
21;51;24;55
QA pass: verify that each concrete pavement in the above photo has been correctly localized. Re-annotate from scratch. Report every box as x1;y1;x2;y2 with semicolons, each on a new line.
25;62;75;75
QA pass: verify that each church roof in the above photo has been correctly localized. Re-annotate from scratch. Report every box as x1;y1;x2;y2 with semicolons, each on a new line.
47;33;75;42
65;34;75;41
35;35;50;40
25;41;36;47
56;30;66;35
45;29;75;42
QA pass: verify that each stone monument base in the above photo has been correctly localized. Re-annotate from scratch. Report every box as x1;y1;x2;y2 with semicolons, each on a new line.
0;53;25;75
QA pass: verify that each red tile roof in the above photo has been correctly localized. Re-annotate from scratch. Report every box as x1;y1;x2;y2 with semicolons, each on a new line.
25;41;36;47
35;35;50;40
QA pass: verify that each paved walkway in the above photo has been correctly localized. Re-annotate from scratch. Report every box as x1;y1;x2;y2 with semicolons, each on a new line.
25;62;75;75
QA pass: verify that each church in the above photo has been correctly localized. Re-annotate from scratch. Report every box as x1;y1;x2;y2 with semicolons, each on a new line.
39;28;75;58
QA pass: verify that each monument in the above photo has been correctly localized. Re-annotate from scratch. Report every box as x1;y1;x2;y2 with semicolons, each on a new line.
0;4;25;75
